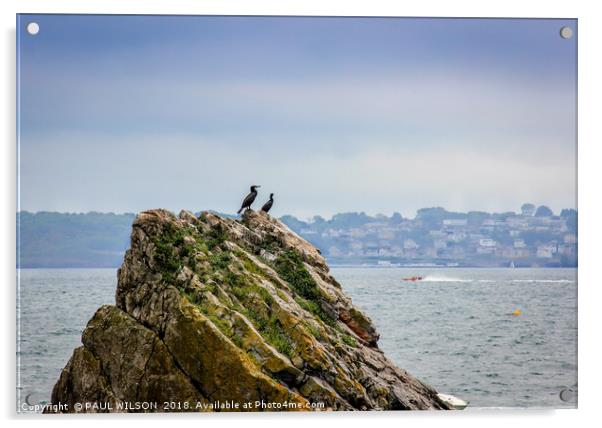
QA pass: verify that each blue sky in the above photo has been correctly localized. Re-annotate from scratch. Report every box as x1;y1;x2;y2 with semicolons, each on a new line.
17;15;577;218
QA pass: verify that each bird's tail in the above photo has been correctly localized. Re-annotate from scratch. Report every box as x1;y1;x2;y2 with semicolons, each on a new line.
237;207;243;214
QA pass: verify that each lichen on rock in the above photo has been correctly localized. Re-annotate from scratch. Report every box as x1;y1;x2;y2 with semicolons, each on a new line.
48;209;450;412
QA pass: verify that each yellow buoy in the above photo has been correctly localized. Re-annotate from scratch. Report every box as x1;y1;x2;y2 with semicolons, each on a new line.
512;309;521;316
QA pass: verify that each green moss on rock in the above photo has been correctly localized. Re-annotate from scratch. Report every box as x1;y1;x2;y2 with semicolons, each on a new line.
274;250;319;301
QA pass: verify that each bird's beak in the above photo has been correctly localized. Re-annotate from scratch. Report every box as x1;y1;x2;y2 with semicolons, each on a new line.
256;185;261;188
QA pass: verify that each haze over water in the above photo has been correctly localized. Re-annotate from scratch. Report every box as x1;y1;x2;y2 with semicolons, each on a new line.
17;267;577;410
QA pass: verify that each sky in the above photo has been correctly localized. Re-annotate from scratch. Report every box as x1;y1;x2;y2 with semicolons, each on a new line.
17;15;577;219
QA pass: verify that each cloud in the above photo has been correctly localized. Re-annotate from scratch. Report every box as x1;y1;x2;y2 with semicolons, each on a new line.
21;67;574;151
19;130;575;217
18;16;576;216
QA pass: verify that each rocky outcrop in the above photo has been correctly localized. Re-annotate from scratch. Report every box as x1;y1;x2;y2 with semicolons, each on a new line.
49;209;450;412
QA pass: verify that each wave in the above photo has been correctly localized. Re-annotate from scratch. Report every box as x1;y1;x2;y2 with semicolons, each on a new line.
511;279;575;283
413;276;574;284
420;275;472;283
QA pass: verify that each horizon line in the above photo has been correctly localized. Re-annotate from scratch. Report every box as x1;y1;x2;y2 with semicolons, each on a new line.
16;205;577;221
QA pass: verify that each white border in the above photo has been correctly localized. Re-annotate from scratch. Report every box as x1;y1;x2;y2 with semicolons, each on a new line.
2;1;601;427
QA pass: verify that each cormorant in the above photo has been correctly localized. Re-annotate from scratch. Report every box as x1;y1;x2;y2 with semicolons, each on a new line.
261;193;274;213
237;185;260;214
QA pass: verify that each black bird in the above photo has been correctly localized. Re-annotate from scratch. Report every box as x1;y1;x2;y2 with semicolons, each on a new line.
261;193;274;213
237;185;260;214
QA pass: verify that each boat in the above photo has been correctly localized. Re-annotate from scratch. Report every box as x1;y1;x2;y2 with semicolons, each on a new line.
402;276;423;282
437;393;469;410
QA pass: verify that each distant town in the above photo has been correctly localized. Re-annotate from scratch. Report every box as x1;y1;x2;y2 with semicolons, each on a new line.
17;204;577;268
280;204;577;268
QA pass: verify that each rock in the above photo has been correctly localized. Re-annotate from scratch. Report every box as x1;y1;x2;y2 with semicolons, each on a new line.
48;209;450;412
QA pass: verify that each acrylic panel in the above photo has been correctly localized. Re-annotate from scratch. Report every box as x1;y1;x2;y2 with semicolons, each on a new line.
16;14;577;413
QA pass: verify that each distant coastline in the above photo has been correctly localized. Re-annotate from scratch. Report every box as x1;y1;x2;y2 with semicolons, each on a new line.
16;205;577;269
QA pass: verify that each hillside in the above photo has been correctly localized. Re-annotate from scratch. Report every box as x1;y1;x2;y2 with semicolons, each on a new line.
17;207;576;268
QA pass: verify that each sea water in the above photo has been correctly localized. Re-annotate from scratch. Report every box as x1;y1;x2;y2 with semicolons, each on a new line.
333;267;577;409
17;267;577;410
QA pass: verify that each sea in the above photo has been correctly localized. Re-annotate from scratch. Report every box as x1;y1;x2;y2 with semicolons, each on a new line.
17;267;577;411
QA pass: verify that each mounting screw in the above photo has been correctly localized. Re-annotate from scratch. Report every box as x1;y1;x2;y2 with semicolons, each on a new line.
26;22;40;35
560;26;573;39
